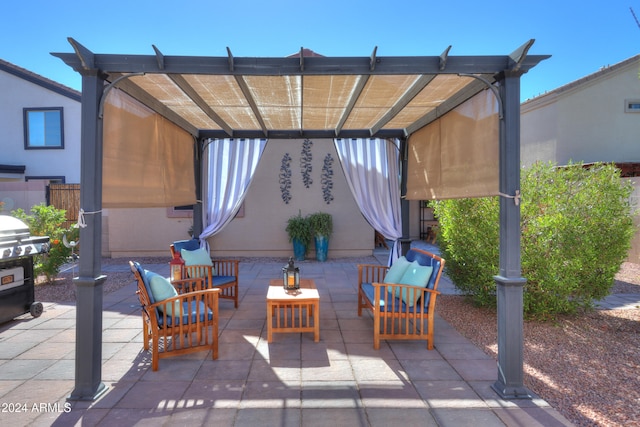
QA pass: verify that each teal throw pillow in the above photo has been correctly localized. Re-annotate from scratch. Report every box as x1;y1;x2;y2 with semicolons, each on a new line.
383;256;411;284
148;273;181;316
181;248;216;277
181;248;213;266
395;261;433;306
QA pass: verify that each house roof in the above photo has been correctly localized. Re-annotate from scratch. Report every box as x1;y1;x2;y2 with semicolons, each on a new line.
0;58;81;102
522;54;640;104
52;38;549;140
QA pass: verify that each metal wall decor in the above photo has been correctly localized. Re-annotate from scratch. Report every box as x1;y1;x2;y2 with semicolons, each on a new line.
321;153;334;204
300;139;313;188
279;153;292;204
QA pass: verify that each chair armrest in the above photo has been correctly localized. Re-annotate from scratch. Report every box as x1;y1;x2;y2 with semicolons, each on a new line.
358;264;388;285
171;277;206;293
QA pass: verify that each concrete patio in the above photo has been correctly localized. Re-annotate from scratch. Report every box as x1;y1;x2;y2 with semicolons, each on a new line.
0;246;573;426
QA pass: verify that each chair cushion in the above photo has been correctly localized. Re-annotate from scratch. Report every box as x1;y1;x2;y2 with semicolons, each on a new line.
173;239;200;253
157;300;214;327
133;262;154;303
395;262;433;306
211;276;236;287
383;256;411;284
148;273;180;315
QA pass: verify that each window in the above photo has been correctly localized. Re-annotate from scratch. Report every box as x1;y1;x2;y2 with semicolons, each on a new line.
625;99;640;113
167;205;194;218
23;108;64;149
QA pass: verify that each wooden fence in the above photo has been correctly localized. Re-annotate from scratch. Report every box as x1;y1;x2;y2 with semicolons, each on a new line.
48;184;80;229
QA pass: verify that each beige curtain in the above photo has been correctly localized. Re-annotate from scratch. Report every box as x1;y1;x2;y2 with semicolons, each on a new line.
406;89;499;200
102;89;196;208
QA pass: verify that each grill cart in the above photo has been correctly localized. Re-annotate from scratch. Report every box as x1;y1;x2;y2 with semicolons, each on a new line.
0;215;49;324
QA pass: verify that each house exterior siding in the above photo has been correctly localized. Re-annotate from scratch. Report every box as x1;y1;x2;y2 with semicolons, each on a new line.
0;60;81;183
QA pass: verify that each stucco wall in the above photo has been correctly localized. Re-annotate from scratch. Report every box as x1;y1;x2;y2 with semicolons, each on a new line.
106;208;194;258
209;138;373;258
521;58;640;166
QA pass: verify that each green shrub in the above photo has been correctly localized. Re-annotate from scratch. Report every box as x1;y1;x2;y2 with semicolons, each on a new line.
12;204;79;283
433;161;636;319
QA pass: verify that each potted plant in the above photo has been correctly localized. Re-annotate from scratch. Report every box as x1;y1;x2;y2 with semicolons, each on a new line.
308;212;332;262
286;211;312;261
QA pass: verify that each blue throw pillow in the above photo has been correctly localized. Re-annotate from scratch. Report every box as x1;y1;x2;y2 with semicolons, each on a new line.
383;256;411;284
149;273;180;316
395;261;433;306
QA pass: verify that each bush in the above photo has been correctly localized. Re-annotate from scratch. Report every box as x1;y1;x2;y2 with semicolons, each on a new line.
11;204;79;283
433;161;636;319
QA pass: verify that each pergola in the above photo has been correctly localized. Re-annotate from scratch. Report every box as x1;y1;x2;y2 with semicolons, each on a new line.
52;38;549;401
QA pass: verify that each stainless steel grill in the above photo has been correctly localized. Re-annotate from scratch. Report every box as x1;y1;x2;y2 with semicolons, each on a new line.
0;215;49;260
0;215;49;323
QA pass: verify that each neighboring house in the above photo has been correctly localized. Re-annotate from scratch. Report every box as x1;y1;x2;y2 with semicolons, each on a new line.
521;54;640;263
0;58;81;213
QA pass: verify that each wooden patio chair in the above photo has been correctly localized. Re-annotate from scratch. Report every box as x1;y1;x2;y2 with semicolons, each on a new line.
170;239;240;308
130;261;220;371
357;248;445;350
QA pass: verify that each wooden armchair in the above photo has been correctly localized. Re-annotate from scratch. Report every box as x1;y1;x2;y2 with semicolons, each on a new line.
357;248;445;350
170;239;240;308
130;261;220;371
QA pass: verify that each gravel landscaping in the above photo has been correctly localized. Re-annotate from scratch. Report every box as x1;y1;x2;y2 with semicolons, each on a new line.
34;257;639;426
437;262;640;427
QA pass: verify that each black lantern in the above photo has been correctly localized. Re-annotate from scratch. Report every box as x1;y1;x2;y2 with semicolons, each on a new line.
282;257;300;290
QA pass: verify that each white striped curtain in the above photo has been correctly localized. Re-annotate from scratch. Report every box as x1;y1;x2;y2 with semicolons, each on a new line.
334;138;403;265
200;138;267;244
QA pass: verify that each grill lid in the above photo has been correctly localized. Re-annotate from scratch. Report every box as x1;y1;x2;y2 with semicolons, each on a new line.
0;215;49;260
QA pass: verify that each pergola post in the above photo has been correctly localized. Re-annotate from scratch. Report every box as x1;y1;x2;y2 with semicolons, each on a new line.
68;69;108;401
491;70;532;399
192;138;205;238
399;137;411;255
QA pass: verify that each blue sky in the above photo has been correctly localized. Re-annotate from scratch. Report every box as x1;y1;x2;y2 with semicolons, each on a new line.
2;1;638;101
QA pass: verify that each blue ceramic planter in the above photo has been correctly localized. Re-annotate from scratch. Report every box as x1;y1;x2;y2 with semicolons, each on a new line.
292;238;307;261
315;235;329;262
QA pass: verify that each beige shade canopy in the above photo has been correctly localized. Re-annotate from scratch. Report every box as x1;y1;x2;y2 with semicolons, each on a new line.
54;40;547;140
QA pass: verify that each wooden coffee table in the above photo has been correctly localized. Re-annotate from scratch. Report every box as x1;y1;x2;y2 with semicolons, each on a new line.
267;279;319;342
